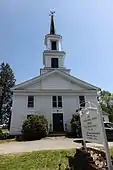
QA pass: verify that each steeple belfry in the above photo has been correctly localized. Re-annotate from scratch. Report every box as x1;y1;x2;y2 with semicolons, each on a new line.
40;11;71;75
50;11;55;34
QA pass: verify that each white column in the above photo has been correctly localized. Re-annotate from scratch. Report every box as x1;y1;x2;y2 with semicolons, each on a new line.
58;40;61;51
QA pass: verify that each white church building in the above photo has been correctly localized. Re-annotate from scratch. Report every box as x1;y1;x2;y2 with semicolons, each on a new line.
10;12;100;135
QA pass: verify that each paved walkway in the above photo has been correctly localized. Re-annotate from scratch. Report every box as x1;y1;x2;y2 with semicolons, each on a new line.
0;137;112;155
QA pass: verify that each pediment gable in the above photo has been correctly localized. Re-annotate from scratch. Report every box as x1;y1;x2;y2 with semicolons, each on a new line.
11;70;99;91
25;73;86;90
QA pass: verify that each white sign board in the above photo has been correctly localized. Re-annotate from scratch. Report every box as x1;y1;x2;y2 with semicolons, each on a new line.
80;107;103;144
79;105;113;170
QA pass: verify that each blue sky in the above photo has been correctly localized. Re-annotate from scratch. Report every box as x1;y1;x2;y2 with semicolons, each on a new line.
0;1;113;92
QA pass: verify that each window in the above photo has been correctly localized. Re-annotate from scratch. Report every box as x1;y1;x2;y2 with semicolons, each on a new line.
51;41;57;50
28;96;34;108
52;96;57;108
79;96;85;107
27;115;33;119
52;96;62;108
51;58;58;68
58;96;62;107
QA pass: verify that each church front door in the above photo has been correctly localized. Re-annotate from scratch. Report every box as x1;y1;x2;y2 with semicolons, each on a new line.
53;113;64;132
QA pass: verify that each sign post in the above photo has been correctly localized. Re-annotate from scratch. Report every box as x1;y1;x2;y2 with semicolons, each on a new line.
98;104;113;170
79;110;87;151
79;102;113;170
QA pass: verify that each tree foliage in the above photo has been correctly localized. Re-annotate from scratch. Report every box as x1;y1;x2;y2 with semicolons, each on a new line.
0;62;15;128
98;89;113;122
70;114;82;137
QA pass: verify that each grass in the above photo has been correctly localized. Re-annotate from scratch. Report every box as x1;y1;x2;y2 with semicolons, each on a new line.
110;147;113;156
0;148;113;170
0;138;15;144
0;149;75;170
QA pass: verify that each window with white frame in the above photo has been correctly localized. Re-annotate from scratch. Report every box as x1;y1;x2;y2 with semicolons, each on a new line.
51;41;57;50
27;96;34;108
52;96;62;108
79;96;85;107
51;58;58;68
27;115;33;119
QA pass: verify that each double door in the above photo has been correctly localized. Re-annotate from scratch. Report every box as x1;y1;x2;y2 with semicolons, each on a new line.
53;113;64;132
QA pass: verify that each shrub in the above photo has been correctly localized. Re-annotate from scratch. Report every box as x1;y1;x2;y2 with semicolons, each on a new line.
0;129;3;140
0;129;2;135
70;114;82;138
22;115;48;141
0;129;8;140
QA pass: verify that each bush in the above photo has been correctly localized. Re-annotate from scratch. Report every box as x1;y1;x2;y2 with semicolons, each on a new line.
0;129;2;135
0;129;3;140
0;129;9;140
70;114;82;138
22;115;48;141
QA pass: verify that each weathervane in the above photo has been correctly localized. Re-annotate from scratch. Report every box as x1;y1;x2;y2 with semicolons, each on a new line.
49;10;55;17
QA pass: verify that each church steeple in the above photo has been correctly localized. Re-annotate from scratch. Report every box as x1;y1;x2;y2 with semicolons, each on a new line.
40;12;71;75
50;11;55;34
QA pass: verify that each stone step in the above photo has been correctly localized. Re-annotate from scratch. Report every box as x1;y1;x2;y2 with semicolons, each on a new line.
48;132;66;137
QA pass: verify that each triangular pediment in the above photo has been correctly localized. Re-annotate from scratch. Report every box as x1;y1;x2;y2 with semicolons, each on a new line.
11;70;99;91
25;73;86;90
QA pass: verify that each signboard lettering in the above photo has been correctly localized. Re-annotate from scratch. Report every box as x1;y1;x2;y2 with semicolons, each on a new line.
80;108;103;144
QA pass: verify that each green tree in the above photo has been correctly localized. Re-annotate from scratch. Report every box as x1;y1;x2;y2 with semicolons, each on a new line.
0;62;15;129
98;89;113;122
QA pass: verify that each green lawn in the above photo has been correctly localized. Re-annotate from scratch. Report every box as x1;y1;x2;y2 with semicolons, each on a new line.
0;149;75;170
0;138;16;144
110;147;113;156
